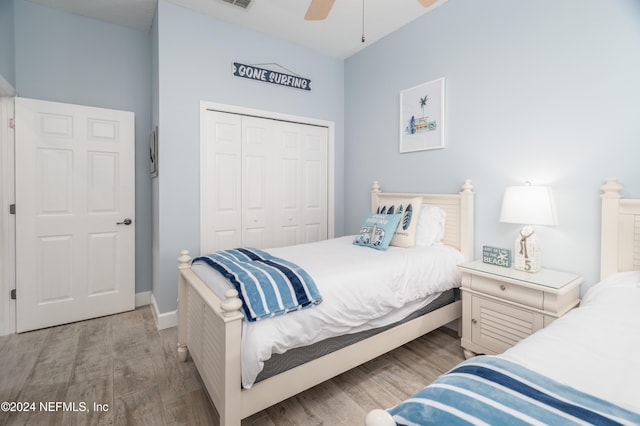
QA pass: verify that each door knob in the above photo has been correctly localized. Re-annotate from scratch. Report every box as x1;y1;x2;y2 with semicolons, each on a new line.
116;218;132;225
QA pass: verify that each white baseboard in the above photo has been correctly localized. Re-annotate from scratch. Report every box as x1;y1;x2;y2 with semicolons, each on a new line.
150;293;177;330
135;291;151;307
1;290;164;335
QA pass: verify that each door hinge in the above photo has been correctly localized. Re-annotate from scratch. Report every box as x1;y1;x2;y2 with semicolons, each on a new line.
10;289;16;300
8;118;14;129
9;204;15;215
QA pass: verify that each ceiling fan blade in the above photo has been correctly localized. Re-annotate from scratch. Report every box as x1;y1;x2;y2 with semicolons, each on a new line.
304;0;336;21
418;0;438;7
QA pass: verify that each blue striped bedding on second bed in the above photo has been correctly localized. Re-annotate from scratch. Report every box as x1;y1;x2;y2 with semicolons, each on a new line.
388;356;640;426
193;248;322;322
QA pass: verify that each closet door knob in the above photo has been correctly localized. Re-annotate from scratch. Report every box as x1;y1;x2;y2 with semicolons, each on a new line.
116;218;132;225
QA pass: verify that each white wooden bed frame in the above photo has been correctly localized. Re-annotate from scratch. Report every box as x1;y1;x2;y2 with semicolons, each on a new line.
176;179;474;426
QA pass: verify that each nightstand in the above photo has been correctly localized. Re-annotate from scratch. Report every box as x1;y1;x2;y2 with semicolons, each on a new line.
458;260;583;359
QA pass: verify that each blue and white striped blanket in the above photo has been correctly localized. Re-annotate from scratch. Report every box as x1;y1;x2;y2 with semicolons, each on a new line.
389;356;640;425
193;248;322;322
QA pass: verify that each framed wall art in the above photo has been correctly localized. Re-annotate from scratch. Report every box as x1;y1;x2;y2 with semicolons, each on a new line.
399;77;445;153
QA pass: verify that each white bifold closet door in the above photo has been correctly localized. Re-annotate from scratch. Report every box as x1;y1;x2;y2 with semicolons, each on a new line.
202;110;328;253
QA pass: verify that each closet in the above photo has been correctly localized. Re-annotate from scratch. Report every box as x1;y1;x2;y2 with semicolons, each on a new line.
201;109;328;253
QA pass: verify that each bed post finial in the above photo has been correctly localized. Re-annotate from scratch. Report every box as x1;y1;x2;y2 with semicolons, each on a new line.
601;177;622;199
365;409;396;426
371;180;381;193
177;250;191;269
460;179;474;194
221;289;243;318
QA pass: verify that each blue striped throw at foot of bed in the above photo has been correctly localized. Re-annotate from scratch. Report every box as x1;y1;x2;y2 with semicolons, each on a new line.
193;248;322;322
388;356;640;426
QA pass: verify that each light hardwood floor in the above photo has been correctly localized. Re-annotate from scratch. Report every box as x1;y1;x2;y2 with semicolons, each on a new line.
0;306;465;425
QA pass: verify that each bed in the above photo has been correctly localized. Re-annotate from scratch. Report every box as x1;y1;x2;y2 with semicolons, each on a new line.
366;177;640;425
176;180;474;426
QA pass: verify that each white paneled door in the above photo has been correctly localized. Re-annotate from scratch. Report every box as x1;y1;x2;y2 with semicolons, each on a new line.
15;98;135;333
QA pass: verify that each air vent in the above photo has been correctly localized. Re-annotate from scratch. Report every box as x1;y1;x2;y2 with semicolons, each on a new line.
221;0;251;8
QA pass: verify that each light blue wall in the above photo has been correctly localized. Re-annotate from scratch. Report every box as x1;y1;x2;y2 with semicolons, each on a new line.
153;0;345;312
13;0;153;294
0;0;15;87
345;0;640;292
8;0;639;314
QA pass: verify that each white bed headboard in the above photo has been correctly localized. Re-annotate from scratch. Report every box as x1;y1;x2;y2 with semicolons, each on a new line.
370;180;474;261
600;177;640;280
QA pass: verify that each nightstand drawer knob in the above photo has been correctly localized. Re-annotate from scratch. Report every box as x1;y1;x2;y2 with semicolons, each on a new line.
471;318;477;324
500;284;506;291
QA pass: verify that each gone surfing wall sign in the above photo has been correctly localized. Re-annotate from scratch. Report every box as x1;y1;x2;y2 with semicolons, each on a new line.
232;62;312;91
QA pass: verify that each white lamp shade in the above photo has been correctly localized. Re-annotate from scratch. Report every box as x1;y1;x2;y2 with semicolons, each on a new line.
500;185;558;226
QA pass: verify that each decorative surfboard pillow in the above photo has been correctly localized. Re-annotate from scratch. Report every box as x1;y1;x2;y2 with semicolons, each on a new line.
376;197;422;247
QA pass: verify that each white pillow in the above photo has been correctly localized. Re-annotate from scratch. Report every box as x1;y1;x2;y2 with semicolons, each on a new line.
415;204;446;247
376;197;422;247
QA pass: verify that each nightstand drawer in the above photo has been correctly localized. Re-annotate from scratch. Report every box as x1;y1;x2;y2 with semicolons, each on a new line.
470;276;543;309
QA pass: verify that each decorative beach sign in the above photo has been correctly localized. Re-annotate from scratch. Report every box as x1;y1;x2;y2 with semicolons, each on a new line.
482;245;512;268
400;77;445;153
232;62;312;91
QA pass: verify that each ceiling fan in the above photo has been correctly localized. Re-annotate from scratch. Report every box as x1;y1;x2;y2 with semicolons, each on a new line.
305;0;438;21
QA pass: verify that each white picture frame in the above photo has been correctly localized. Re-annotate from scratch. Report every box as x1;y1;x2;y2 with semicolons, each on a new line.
399;77;445;153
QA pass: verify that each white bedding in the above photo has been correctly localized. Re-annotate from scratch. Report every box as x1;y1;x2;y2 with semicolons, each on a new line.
501;271;640;411
191;236;465;388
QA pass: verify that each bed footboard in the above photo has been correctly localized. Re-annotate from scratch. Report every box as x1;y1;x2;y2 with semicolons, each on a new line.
177;250;244;426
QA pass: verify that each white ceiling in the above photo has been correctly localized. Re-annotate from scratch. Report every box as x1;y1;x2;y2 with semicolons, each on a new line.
26;0;159;34
26;0;448;59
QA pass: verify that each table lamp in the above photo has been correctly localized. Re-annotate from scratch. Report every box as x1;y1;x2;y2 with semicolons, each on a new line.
499;183;558;272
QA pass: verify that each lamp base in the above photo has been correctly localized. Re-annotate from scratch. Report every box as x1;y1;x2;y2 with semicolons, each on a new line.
513;225;541;273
